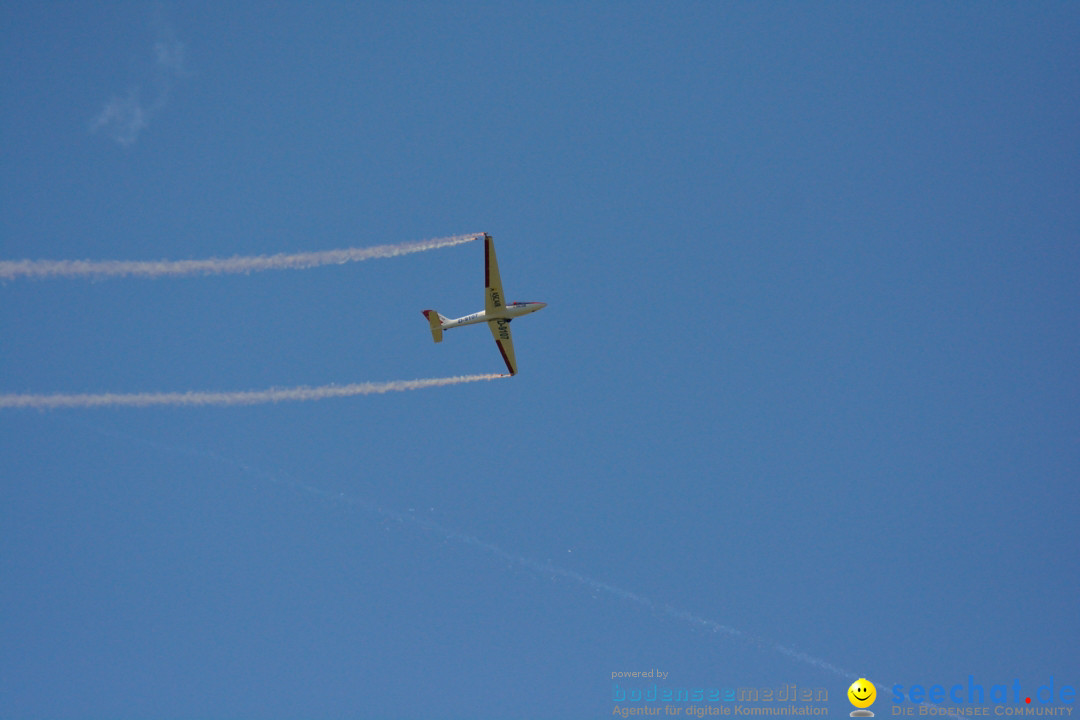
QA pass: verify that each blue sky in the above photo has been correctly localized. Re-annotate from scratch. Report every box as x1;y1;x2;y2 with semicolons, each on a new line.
2;2;1077;718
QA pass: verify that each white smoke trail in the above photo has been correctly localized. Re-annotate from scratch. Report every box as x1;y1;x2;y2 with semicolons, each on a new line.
0;233;482;281
0;374;505;410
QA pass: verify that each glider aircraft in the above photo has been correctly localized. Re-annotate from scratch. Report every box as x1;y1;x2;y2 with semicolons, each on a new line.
422;234;546;376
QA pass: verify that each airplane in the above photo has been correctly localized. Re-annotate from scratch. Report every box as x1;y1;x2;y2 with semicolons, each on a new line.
422;234;546;376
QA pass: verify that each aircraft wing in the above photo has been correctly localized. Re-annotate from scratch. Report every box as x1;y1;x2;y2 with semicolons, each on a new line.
488;318;517;376
484;234;506;315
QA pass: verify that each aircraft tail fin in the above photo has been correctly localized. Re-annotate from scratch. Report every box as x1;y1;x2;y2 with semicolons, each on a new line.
422;310;445;343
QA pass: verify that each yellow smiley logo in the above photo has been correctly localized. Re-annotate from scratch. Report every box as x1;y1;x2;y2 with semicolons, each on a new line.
848;679;877;709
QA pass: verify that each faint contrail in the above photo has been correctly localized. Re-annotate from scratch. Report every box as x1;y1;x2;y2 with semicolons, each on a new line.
64;417;873;688
400;512;856;678
0;374;505;410
0;233;482;281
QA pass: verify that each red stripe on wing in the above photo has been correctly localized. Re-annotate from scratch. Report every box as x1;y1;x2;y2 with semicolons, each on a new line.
496;339;516;376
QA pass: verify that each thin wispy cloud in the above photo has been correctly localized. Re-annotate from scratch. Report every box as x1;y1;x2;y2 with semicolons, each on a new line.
154;36;186;75
90;11;187;146
90;92;149;147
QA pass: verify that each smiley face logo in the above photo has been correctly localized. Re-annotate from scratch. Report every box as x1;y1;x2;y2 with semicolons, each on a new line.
848;679;877;709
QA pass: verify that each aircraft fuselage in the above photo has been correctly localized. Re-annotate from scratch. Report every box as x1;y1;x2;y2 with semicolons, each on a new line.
441;301;546;330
